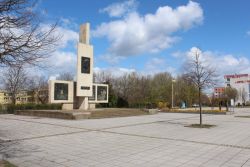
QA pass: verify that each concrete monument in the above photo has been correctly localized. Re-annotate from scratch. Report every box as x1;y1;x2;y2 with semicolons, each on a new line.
49;23;108;110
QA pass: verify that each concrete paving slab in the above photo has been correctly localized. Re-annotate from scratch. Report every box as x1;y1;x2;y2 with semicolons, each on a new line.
0;108;250;166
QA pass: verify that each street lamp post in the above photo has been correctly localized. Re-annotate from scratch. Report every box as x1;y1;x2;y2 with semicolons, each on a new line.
172;79;176;108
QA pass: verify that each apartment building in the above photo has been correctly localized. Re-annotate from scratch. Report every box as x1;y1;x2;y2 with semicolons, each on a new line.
224;74;250;104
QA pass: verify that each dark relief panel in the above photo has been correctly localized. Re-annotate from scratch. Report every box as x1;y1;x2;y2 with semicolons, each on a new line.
97;86;107;101
81;57;90;74
54;83;68;100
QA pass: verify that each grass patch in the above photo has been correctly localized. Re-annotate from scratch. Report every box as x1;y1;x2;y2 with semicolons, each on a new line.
235;116;250;118
171;109;224;113
0;160;17;167
90;108;149;119
185;124;216;128
161;108;226;114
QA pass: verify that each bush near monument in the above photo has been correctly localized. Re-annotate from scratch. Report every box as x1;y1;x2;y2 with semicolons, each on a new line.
90;108;149;119
0;160;17;167
160;108;226;115
0;103;62;114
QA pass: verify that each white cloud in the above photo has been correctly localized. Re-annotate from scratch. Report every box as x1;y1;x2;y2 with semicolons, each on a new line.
41;23;78;49
49;74;59;81
60;18;71;25
145;58;166;73
32;23;79;78
49;51;76;67
144;57;176;76
247;31;250;36
100;0;138;17
94;67;135;77
55;26;78;48
59;17;78;30
171;51;185;58
94;1;203;61
43;50;77;79
180;47;250;79
99;54;125;65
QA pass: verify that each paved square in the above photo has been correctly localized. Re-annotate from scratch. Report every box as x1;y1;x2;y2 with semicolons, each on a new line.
1;108;250;167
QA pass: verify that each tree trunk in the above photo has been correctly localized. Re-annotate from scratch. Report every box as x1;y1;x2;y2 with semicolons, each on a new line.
226;100;229;111
198;87;202;126
11;96;16;105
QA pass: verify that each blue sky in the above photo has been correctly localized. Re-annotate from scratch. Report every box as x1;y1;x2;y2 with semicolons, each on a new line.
35;0;250;83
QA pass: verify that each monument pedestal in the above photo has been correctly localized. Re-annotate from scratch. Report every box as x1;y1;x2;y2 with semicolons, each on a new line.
62;103;74;110
89;103;96;109
78;97;89;110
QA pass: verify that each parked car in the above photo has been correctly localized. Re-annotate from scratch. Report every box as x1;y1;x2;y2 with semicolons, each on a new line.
192;104;199;107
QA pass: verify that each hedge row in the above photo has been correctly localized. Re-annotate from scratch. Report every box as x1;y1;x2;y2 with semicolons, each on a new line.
0;103;62;114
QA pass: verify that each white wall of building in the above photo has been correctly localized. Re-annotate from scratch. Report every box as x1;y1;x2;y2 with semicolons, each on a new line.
224;74;250;104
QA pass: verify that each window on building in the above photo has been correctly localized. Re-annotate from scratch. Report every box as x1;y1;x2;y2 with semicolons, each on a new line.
227;84;230;87
227;78;230;81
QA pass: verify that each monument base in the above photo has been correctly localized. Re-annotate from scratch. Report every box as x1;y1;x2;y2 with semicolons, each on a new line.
78;97;89;110
89;103;96;109
62;103;74;110
15;110;91;120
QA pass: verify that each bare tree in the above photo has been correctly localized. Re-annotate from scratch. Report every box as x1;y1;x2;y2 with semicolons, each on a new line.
0;0;59;67
175;75;198;107
223;87;238;107
150;72;172;104
183;48;217;126
1;66;28;104
94;71;113;84
56;72;74;81
28;75;48;104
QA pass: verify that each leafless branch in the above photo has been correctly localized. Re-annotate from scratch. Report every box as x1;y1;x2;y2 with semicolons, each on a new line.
0;0;59;67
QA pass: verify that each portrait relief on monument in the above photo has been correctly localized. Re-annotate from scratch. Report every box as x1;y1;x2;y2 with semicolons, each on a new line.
54;83;68;100
81;57;90;74
97;86;107;101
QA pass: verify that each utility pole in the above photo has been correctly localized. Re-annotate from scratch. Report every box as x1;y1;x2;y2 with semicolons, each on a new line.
172;79;176;108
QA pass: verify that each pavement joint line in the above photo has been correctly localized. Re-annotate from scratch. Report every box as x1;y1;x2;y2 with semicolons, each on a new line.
100;115;201;130
241;157;250;167
0;117;93;130
1;114;250;150
0;115;198;143
176;143;227;167
217;149;244;167
99;130;250;150
0;114;201;132
0;130;90;143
